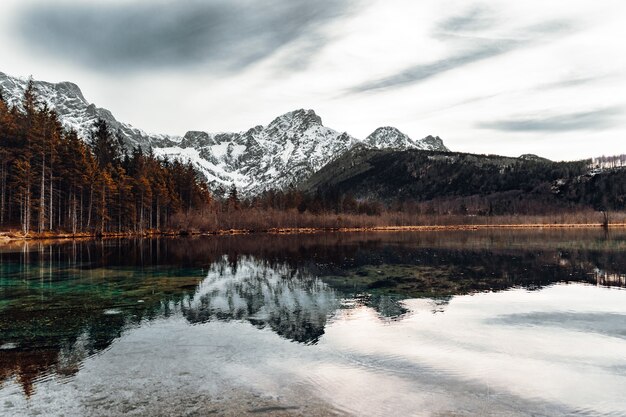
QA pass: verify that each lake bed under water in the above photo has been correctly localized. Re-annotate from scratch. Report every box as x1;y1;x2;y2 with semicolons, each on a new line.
1;230;626;416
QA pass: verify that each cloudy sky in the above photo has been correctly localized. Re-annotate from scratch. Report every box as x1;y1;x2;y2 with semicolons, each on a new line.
1;0;625;160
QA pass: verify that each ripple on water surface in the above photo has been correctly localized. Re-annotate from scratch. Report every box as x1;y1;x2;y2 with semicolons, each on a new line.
1;231;626;416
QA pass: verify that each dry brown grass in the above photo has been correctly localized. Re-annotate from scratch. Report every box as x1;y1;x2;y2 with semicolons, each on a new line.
3;209;626;242
172;208;626;233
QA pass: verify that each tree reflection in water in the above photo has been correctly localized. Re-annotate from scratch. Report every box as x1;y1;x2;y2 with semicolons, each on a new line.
182;256;340;344
1;229;626;397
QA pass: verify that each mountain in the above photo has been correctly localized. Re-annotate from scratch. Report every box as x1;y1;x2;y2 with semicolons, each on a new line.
519;154;551;163
300;146;597;212
153;109;359;194
0;71;176;148
366;127;448;152
184;256;339;344
0;71;449;195
153;111;450;195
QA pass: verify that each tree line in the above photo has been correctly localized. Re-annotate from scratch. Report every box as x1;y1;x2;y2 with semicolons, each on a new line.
591;154;626;169
0;81;210;235
2;81;625;236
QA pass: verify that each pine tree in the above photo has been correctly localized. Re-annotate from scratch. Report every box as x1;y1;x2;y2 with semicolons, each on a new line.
227;184;240;211
0;90;15;225
1;102;213;234
90;119;120;169
13;156;32;234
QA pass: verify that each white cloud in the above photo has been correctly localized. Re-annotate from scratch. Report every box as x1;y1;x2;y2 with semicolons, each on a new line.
1;0;625;160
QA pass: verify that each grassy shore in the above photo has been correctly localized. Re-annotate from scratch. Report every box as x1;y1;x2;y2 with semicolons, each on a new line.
1;221;625;243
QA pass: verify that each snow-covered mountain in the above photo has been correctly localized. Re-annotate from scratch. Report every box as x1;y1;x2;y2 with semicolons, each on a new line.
152;112;450;194
367;127;448;152
0;71;449;195
154;109;358;194
183;255;340;344
0;71;176;148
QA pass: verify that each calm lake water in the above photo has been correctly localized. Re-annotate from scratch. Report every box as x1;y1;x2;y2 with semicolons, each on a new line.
2;230;626;416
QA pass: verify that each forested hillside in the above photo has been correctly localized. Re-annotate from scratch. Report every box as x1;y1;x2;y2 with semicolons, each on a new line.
0;81;210;235
0;72;449;196
2;81;626;236
301;144;626;215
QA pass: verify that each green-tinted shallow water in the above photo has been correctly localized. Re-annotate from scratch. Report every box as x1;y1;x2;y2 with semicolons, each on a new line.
1;230;626;416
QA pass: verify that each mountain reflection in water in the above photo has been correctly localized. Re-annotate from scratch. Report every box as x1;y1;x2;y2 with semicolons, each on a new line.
183;257;340;344
1;230;626;409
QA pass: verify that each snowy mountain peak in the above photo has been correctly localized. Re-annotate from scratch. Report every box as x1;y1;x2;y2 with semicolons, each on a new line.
269;109;323;130
54;81;88;103
265;109;325;144
0;71;178;149
419;135;449;152
154;108;361;194
367;127;413;149
0;71;88;115
181;131;214;148
0;70;450;195
367;127;449;152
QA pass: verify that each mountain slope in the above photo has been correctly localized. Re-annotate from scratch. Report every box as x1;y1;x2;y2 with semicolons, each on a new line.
0;71;449;195
153;110;451;195
153;109;359;194
0;71;177;148
300;146;591;208
366;127;449;152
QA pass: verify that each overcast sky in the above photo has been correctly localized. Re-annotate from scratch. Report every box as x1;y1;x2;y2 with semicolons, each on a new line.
2;0;625;160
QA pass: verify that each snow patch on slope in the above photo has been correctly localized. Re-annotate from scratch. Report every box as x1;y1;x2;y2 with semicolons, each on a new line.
0;71;179;148
153;147;249;189
367;127;449;152
1;72;450;196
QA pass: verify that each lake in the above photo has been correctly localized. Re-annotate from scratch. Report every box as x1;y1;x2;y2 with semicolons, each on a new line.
1;230;626;416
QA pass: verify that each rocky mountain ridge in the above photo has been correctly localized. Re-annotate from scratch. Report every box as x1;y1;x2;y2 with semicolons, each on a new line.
366;127;446;152
0;71;175;148
0;71;449;195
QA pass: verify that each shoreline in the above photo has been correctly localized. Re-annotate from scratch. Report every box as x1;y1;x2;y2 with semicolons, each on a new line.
1;223;624;243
